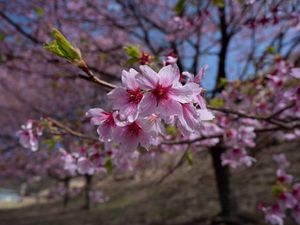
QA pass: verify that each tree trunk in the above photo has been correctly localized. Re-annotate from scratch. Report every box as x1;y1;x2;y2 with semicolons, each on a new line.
83;174;92;210
63;177;70;208
210;146;237;218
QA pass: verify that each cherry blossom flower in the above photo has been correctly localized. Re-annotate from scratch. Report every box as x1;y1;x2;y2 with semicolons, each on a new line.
136;65;201;119
291;68;300;79
86;108;116;142
221;148;256;168
60;149;77;175
273;154;290;169
184;65;214;121
16;120;42;151
292;204;300;224
260;203;285;225
164;52;178;66
278;192;297;209
177;103;201;136
89;190;109;204
113;119;154;151
108;69;143;122
276;169;293;184
293;183;300;200
77;157;95;175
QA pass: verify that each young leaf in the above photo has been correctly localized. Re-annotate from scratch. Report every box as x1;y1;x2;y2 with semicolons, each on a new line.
173;0;185;15
210;97;225;107
212;0;225;8
44;28;83;66
104;157;113;174
124;45;141;59
34;7;44;17
185;148;193;166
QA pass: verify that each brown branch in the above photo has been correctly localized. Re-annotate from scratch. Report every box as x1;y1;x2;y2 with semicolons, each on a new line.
79;62;116;90
162;134;221;145
46;117;98;141
0;11;41;44
156;147;190;185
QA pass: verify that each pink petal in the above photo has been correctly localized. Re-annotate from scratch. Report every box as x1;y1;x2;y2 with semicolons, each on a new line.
199;109;215;121
194;65;208;83
291;68;300;79
157;99;182;117
137;65;159;89
86;108;104;118
108;88;130;106
138;93;157;116
158;65;179;86
121;69;139;90
122;103;139;122
169;83;200;103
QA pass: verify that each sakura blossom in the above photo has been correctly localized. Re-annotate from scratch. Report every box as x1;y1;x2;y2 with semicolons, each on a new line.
16;120;42;151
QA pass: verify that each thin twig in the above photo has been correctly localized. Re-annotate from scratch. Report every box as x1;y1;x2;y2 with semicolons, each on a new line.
47;117;98;141
156;147;190;185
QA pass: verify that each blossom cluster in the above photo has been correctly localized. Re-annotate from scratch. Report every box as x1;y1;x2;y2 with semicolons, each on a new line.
86;64;214;152
260;154;300;225
60;144;109;175
213;60;300;169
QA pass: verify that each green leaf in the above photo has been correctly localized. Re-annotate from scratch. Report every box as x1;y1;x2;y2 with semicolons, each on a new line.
44;28;82;65
104;157;113;174
219;78;228;88
166;125;177;138
34;7;44;17
185;149;193;166
173;0;185;15
266;46;276;54
271;185;284;197
210;97;225;107
43;135;61;150
124;45;141;59
0;33;6;41
212;0;225;8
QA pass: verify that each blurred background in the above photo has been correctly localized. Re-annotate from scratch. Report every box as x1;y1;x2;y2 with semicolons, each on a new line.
0;0;300;225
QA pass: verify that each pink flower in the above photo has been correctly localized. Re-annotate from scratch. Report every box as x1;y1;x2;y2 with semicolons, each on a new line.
177;103;201;136
143;113;165;137
184;65;208;84
165;56;178;65
60;149;77;175
291;68;300;79
276;169;293;184
260;203;285;225
114;119;154;151
221;148;256;168
292;183;300;200
273;154;290;169
184;66;214;121
77;157;95;175
164;52;178;66
136;65;200;119
292;204;300;224
86;108;116;142
17;120;42;151
278;192;297;209
108;69;143;122
89;190;109;204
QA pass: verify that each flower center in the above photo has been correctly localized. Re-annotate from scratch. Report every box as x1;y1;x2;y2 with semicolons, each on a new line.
103;112;115;127
126;121;141;137
127;89;143;104
152;84;170;102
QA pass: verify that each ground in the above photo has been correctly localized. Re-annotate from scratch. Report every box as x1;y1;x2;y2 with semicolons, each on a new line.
0;141;299;225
